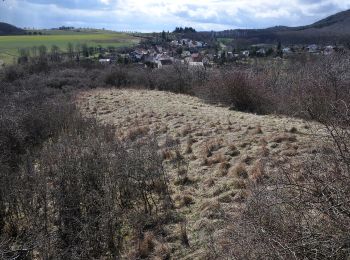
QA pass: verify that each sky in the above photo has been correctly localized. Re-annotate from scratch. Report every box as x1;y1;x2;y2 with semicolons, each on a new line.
1;0;350;32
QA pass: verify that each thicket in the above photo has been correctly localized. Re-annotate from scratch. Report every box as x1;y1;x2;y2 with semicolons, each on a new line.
0;65;172;259
221;100;350;259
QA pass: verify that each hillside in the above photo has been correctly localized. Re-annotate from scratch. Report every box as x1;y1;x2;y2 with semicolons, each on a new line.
215;9;350;44
78;89;322;259
0;22;25;35
304;9;350;32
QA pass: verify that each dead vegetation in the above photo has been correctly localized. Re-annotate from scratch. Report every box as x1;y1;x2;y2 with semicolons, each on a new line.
79;88;328;259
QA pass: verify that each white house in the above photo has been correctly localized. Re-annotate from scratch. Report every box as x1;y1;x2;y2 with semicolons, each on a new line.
283;47;292;54
256;48;266;56
171;40;180;46
181;51;191;58
242;50;250;57
307;44;319;53
324;46;335;55
99;59;111;64
188;61;204;67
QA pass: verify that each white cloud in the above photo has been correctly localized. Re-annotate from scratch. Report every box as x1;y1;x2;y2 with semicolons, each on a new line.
99;0;111;4
1;0;349;31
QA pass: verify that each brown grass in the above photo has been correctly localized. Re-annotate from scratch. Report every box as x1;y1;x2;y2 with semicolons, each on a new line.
253;125;263;134
123;125;150;141
180;124;192;137
79;88;321;259
270;133;297;143
139;232;156;258
200;200;225;219
230;179;247;190
180;222;190;247
229;163;248;179
178;194;195;207
250;160;265;183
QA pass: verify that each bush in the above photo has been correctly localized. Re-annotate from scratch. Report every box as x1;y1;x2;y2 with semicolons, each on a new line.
0;64;172;259
3;65;25;82
221;101;350;259
197;70;267;113
104;66;130;87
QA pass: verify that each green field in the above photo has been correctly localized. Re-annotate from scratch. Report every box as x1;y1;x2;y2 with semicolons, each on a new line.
0;30;140;64
217;38;235;45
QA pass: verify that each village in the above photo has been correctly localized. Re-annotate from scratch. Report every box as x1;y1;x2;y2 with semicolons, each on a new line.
97;35;344;68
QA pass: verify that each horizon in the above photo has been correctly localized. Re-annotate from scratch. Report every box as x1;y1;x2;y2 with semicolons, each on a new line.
1;1;350;32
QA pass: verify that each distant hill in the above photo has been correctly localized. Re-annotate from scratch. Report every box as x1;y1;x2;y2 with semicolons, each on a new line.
302;9;350;33
213;9;350;44
0;22;25;35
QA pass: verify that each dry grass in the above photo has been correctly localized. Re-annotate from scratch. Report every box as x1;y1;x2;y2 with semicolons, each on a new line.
250;160;265;183
179;222;190;247
219;161;231;176
78;88;321;259
230;179;247;190
203;153;227;166
200;200;225;219
252;125;263;134
176;194;195;208
270;133;297;143
139;232;156;258
202;139;223;158
153;243;171;260
229;163;248;179
180;124;192;137
123;125;150;141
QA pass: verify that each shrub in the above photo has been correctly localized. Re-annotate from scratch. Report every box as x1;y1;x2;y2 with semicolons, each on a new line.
0;64;172;259
3;65;25;82
104;66;129;87
221;101;350;259
197;70;268;114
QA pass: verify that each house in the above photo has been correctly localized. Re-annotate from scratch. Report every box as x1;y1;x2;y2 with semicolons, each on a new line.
155;53;174;68
143;53;173;68
196;41;204;48
181;51;191;58
156;46;163;53
282;47;292;54
99;59;111;64
205;54;215;61
256;48;266;56
181;39;190;46
171;40;180;46
242;50;250;57
130;50;144;62
307;44;319;53
202;57;211;65
143;53;158;67
191;53;203;62
189;41;203;48
188;62;204;67
157;59;173;68
324;45;335;55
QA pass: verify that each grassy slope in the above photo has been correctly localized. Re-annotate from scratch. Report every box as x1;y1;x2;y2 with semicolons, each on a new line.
78;88;322;259
0;30;139;64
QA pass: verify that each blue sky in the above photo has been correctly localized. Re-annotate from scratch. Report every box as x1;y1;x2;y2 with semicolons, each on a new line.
1;0;350;32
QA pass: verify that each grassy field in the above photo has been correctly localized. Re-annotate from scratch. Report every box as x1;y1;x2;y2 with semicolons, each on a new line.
78;88;320;258
217;37;235;45
0;30;139;64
